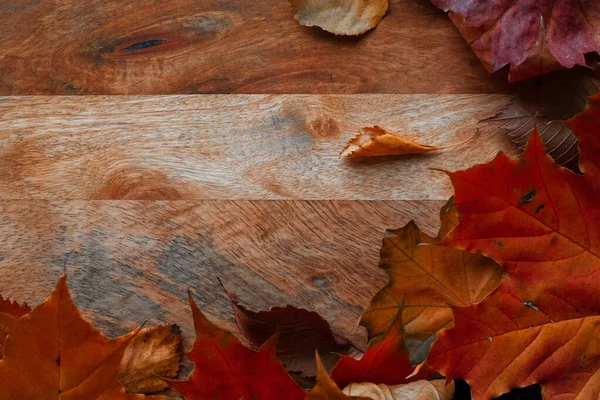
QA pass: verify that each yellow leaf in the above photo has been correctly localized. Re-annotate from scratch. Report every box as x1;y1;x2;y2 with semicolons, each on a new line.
341;126;438;158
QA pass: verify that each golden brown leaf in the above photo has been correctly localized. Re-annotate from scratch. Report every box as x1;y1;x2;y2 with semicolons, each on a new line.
0;275;157;399
305;353;370;400
289;0;388;36
119;325;182;394
0;295;31;357
342;380;455;400
341;126;438;158
360;199;502;364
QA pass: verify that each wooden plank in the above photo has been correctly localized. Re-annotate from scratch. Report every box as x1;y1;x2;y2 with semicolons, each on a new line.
0;0;512;95
0;200;444;347
0;94;516;200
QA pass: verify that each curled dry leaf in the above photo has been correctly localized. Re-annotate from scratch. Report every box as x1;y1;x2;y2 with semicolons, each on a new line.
0;295;30;357
428;93;600;399
432;0;600;81
170;293;305;400
342;379;455;400
491;67;600;170
289;0;388;36
341;126;438;158
229;292;355;377
360;199;502;365
305;353;370;400
330;317;432;390
119;325;182;394
0;275;159;399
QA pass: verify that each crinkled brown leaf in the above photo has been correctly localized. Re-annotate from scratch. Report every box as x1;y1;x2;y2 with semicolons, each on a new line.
305;353;370;400
341;126;438;158
360;199;502;365
289;0;388;36
491;66;600;170
229;291;354;377
119;325;182;394
342;380;455;400
0;295;31;357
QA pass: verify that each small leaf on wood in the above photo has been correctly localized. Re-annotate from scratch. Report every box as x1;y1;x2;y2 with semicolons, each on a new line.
0;296;31;357
119;325;183;394
490;67;600;170
342;379;455;400
341;126;438;158
289;0;388;36
228;291;355;377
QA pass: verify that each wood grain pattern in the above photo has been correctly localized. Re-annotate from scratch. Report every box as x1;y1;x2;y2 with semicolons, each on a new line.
0;94;515;200
0;200;444;348
0;0;512;94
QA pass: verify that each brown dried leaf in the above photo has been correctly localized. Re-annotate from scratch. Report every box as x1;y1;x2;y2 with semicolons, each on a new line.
341;126;438;158
289;0;388;36
491;66;600;170
342;380;455;400
0;296;31;357
229;291;355;377
119;325;183;394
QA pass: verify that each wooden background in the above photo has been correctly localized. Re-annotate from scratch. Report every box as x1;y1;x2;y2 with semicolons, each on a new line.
0;0;516;352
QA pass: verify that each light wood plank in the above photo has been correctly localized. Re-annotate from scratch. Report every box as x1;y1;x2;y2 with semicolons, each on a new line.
0;200;444;346
0;94;515;200
0;0;512;94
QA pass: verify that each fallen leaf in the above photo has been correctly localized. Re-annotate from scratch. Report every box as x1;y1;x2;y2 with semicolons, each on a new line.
432;0;600;81
341;126;438;158
0;275;156;399
342;379;455;400
0;295;30;357
427;99;600;399
170;293;305;400
330;317;432;390
119;325;182;394
229;292;355;377
289;0;388;36
360;199;502;364
491;66;600;170
305;353;370;400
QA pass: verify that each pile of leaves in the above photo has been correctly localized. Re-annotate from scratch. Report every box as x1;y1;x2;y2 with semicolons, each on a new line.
1;91;599;398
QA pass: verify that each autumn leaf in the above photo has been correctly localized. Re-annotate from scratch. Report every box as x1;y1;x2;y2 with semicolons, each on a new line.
0;275;157;399
341;126;438;158
0;295;30;357
360;199;502;364
305;353;370;400
490;66;600;170
432;0;600;81
342;379;455;400
330;317;432;390
426;95;600;399
229;291;355;377
119;325;182;394
289;0;388;36
170;293;305;400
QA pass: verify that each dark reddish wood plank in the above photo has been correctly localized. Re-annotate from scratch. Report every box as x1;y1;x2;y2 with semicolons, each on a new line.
0;0;512;94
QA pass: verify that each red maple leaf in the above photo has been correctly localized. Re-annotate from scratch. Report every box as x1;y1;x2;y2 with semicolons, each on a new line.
426;94;600;399
170;293;305;400
432;0;600;81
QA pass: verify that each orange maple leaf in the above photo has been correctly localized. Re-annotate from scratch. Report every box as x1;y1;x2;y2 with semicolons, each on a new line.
305;353;370;400
0;295;30;357
0;275;158;399
360;200;501;364
170;293;305;400
427;94;600;399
